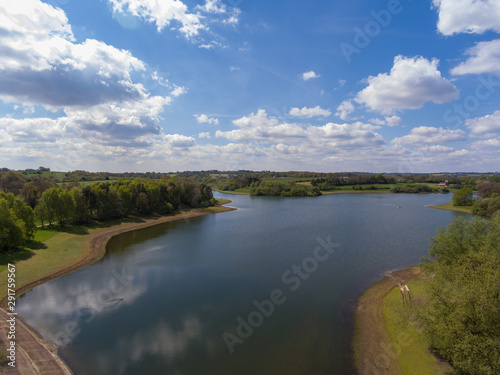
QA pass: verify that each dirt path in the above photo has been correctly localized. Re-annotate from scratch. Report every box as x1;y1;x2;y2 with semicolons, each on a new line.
0;203;235;375
353;267;421;375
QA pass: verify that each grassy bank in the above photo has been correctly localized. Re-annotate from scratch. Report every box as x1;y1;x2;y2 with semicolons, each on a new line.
0;200;235;302
354;266;452;375
429;201;473;214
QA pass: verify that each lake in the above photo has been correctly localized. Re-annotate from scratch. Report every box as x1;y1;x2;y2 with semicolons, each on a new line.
16;193;469;374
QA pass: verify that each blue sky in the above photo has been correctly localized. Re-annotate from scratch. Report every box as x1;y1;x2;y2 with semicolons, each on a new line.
1;0;500;173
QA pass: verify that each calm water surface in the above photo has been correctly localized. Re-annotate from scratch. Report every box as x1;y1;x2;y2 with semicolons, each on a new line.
17;193;469;374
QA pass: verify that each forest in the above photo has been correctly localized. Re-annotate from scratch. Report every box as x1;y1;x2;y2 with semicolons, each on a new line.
0;171;215;252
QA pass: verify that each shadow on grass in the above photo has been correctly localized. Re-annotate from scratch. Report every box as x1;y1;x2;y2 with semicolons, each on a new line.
39;216;149;237
0;248;34;266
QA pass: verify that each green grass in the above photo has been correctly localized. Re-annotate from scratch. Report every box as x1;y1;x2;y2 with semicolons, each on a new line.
382;273;452;374
430;201;473;214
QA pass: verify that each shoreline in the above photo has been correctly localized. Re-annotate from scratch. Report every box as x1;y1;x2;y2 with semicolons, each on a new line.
353;266;452;374
1;200;236;375
428;201;473;214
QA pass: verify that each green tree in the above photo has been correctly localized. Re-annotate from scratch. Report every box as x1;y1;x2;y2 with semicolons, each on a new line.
420;217;500;374
452;187;473;206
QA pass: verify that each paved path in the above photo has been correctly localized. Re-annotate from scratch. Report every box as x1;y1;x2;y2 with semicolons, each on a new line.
0;308;72;375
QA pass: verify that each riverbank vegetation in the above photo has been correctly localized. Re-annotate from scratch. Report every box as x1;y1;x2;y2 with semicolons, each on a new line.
0;172;216;253
180;170;493;197
355;216;500;375
419;216;500;373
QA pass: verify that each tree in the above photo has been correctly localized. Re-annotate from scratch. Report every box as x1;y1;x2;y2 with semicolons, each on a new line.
39;187;75;226
0;193;35;251
452;187;473;206
0;171;25;195
420;217;500;374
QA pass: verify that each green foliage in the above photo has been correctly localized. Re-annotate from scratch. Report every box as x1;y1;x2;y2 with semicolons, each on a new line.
249;180;321;197
32;177;214;228
0;192;35;251
472;197;500;218
391;184;435;193
452;187;474;206
420;217;500;374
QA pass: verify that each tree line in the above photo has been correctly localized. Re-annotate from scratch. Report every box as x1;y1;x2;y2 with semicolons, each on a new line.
0;176;215;252
249;181;321;197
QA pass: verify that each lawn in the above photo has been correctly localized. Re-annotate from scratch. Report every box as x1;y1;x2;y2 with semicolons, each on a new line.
429;201;473;214
382;269;452;374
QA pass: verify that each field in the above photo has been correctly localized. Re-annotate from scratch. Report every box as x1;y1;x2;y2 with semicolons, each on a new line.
429;201;473;214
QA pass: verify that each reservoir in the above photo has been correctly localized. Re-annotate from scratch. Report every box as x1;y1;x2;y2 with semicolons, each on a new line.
16;193;469;374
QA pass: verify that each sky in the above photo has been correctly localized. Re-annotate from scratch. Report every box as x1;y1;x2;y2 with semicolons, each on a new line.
0;0;500;173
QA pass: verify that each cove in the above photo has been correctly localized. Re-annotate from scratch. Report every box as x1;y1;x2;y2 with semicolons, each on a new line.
16;192;469;374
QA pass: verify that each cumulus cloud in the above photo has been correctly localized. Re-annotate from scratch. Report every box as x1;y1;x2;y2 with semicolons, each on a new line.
195;114;219;125
108;0;239;39
215;109;385;151
451;39;500;76
0;1;182;110
302;71;320;81
289;106;331;118
355;56;459;115
335;100;355;120
465;110;500;138
198;132;211;139
432;0;500;35
108;0;204;38
392;126;467;146
369;116;402;127
163;134;196;148
170;86;187;97
216;110;306;143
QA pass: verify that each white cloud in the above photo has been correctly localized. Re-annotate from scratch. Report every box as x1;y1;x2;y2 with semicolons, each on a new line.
369;116;402;127
356;56;459;115
217;110;306;143
338;79;347;87
335;100;355;120
289;106;332;118
198;132;211;139
108;0;204;38
195;114;220;125
215;110;385;151
471;137;500;149
451;39;500;76
465;110;500;138
385;116;402;127
230;66;240;72
163;134;196;148
196;0;240;25
302;71;320;81
170;86;187;97
392;126;467;146
0;1;179;110
432;0;500;35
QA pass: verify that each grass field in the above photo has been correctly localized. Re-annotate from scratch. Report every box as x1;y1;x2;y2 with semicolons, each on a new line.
382;270;452;374
429;201;473;214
